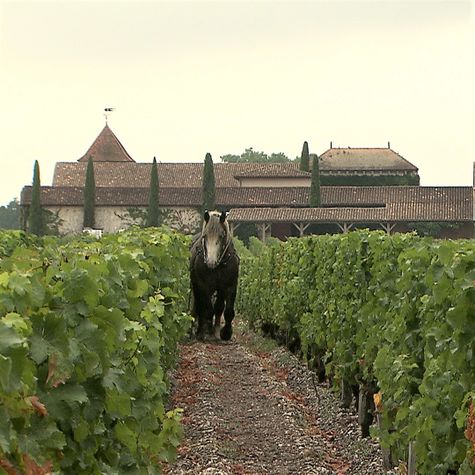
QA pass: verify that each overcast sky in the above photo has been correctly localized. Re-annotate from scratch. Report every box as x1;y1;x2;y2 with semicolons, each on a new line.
0;0;474;206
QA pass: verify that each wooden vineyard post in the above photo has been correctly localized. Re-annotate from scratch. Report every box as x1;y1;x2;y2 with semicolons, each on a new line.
374;392;393;470
307;345;326;383
358;386;374;437
341;378;353;409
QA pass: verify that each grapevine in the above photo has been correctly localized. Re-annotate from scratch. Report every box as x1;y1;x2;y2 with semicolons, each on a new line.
0;227;192;473
237;231;475;473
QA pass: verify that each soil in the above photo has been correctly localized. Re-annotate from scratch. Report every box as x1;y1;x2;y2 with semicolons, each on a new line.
163;320;396;475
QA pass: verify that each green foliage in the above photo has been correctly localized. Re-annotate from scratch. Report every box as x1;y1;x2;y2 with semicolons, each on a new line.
246;236;281;257
202;152;216;213
321;173;420;186
0;231;42;259
232;237;252;259
0;227;192;473
83;156;96;228
407;221;463;237
147;157;160;227
221;148;291;163
299;141;310;172
309;154;321;206
237;232;475;473
28;161;44;236
0;199;20;230
232;223;258;245
247;236;267;257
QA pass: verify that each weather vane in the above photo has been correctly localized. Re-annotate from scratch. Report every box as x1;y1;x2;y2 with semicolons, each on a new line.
104;107;115;123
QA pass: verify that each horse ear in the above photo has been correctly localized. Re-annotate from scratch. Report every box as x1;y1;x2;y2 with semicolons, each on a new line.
220;211;226;224
204;210;210;223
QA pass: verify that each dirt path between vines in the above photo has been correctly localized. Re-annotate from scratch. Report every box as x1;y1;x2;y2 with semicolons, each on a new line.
163;322;393;475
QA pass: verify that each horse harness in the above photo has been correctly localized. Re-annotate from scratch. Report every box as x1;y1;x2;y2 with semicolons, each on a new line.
196;236;236;268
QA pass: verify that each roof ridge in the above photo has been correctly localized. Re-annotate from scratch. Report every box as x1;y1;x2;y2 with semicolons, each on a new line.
322;147;395;151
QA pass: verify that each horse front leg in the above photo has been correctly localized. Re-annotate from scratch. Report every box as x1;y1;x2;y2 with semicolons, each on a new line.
213;291;225;339
220;284;237;341
194;288;214;341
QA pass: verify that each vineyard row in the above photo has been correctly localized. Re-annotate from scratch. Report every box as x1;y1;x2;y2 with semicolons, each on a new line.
237;232;475;474
0;229;191;474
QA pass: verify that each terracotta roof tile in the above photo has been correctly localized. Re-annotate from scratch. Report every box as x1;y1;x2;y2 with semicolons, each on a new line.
21;186;308;207
21;186;473;222
77;124;135;162
319;147;418;171
53;157;419;189
234;163;310;178
227;186;473;223
227;207;388;222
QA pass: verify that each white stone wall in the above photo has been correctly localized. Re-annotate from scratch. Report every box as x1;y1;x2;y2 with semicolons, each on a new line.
46;207;83;234
95;207;135;233
45;205;201;235
163;207;201;235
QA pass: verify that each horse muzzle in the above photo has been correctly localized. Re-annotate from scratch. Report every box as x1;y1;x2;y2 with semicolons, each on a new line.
204;256;219;269
202;238;221;269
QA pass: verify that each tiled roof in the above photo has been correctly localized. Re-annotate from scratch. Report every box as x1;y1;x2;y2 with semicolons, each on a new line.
228;207;388;223
53;162;241;188
227;201;471;223
77;124;135;162
53;162;313;188
228;187;473;223
319;148;418;172
53;157;419;189
21;186;473;222
21;186;308;207
21;186;200;207
234;164;310;178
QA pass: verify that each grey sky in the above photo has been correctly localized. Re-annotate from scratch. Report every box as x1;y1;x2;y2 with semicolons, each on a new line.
0;0;473;206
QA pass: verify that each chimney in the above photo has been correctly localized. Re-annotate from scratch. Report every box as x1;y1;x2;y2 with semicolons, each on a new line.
330;141;332;149
388;141;391;149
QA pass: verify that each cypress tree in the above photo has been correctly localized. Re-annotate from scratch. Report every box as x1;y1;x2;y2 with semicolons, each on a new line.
29;160;43;235
309;154;321;207
83;156;96;228
202;152;216;212
300;141;310;172
146;157;160;227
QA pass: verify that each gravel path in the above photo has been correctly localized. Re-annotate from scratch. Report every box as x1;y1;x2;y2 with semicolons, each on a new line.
164;322;394;475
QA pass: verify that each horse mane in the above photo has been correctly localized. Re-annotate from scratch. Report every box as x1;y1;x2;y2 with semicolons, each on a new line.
201;211;230;238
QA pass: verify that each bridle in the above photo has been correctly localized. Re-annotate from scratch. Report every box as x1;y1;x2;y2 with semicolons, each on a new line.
201;233;233;268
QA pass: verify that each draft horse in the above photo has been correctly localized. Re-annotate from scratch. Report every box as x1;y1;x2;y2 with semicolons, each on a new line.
190;210;239;341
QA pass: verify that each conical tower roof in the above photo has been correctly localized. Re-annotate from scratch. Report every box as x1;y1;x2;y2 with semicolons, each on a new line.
78;124;135;162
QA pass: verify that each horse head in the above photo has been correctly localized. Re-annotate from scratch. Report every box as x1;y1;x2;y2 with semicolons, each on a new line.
201;210;230;269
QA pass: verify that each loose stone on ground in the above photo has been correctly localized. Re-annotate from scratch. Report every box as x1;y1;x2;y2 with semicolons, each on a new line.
164;322;395;475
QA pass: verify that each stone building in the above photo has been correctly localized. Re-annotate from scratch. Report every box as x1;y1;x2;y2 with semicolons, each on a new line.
318;143;420;185
20;124;474;239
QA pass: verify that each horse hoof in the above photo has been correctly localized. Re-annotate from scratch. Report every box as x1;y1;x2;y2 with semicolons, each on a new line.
220;325;233;341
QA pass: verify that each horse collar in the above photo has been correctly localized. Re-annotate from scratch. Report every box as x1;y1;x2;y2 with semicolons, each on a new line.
216;237;232;267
